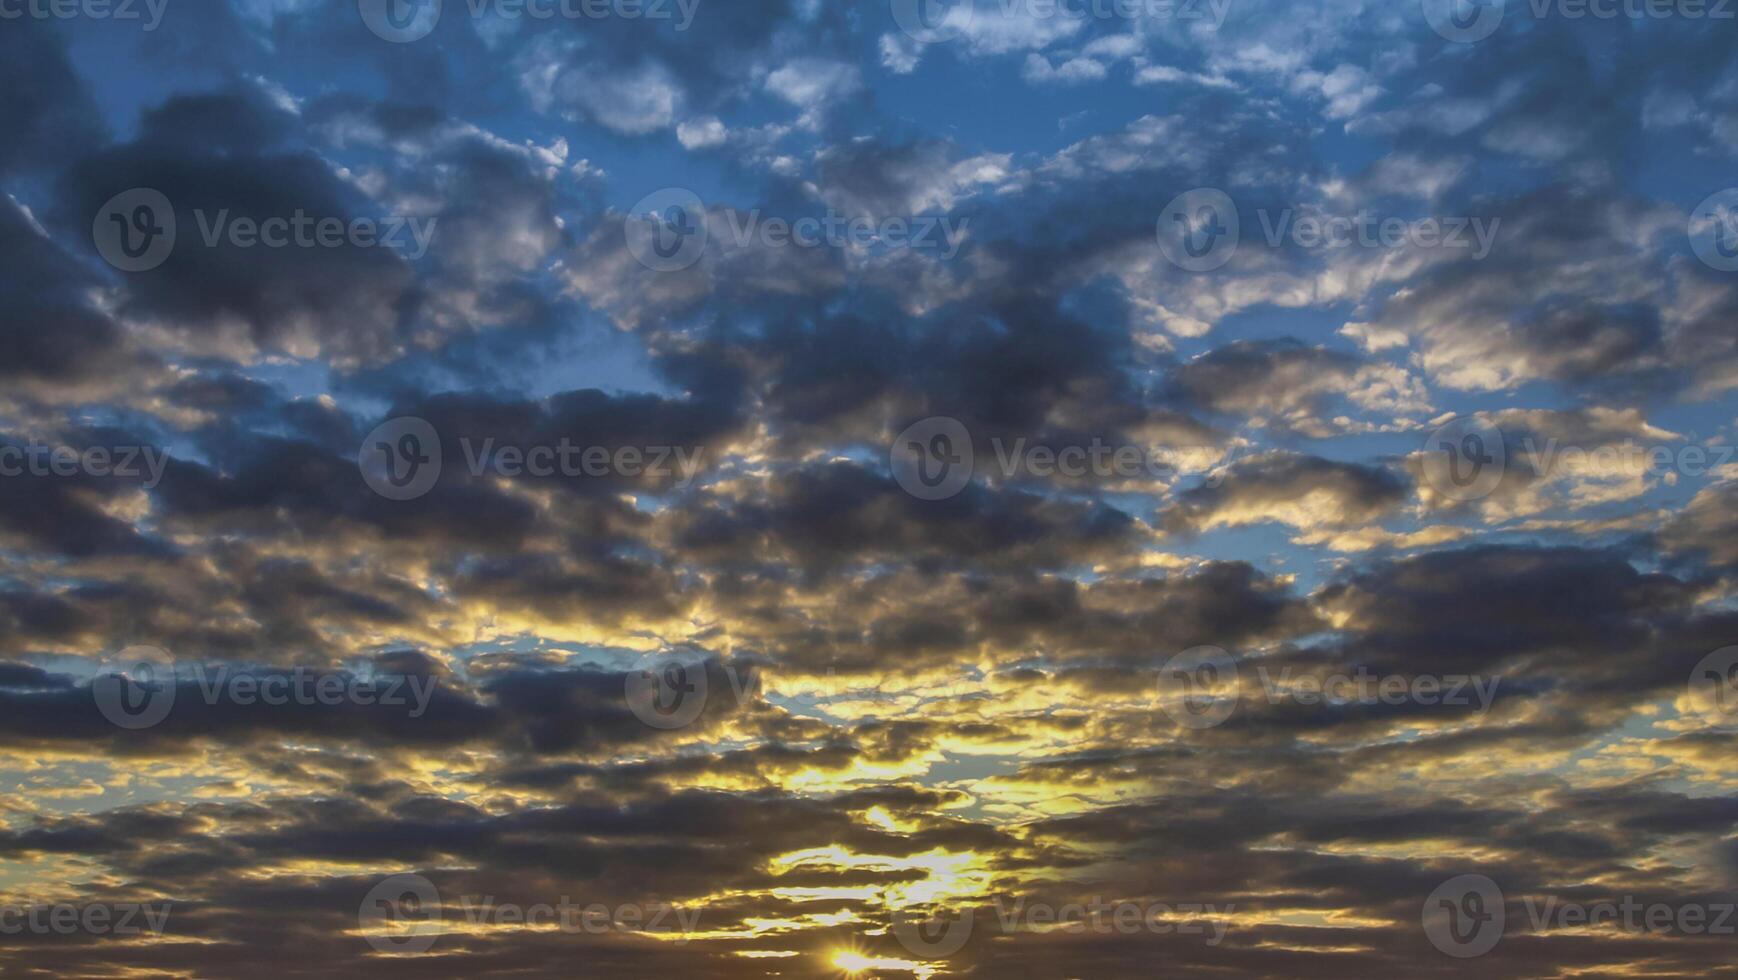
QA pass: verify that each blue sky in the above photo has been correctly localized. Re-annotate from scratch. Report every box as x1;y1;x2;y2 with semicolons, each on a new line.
2;0;1738;976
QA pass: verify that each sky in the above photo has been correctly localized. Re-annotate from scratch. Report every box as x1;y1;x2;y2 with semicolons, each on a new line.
3;0;1738;976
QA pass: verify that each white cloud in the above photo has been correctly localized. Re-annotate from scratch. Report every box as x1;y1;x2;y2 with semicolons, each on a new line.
677;116;729;150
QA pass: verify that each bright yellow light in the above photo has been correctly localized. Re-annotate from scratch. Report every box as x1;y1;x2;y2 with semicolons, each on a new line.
832;949;928;975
